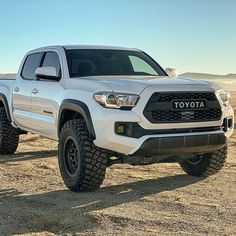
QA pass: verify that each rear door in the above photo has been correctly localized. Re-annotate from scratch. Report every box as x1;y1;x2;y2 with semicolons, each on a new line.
12;52;42;130
30;51;62;139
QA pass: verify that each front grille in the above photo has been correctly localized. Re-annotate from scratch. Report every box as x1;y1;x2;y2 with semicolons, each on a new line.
144;92;222;123
156;93;216;102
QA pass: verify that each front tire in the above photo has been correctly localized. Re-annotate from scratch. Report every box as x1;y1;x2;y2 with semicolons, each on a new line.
0;107;19;155
58;119;108;192
179;145;228;177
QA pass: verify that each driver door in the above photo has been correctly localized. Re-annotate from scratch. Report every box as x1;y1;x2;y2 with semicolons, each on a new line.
30;51;62;139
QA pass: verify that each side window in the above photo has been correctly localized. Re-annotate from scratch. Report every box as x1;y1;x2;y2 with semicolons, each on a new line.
21;53;42;80
41;52;61;76
129;55;157;75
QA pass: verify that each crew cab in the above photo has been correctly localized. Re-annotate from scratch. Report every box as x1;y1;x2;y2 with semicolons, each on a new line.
0;45;234;192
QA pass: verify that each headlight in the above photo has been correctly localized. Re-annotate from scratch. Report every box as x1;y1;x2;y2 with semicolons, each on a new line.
219;91;230;107
94;92;139;109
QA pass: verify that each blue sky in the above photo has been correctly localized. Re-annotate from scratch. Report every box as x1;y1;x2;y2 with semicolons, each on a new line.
0;0;235;74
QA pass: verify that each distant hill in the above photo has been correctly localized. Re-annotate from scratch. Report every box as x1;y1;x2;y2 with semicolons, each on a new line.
0;73;16;79
180;72;236;80
180;72;236;92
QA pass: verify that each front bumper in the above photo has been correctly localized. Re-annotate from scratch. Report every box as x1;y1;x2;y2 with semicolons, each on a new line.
92;104;233;155
133;131;227;156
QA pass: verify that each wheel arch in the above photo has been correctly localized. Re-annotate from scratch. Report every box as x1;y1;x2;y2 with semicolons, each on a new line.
0;93;12;123
58;99;96;140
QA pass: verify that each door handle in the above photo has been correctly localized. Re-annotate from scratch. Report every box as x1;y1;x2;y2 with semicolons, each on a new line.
32;88;39;95
14;87;20;93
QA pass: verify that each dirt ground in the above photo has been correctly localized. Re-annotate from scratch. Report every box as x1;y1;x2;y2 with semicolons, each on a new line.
0;130;235;235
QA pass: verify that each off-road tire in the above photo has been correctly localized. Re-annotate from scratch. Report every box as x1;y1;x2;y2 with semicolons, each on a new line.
179;145;228;177
58;119;108;192
0;107;19;155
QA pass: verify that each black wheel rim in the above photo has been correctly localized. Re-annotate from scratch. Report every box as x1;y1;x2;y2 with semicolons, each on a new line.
64;137;79;175
187;154;203;165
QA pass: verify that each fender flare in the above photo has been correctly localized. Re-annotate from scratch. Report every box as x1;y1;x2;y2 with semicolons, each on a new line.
58;99;96;139
0;93;12;123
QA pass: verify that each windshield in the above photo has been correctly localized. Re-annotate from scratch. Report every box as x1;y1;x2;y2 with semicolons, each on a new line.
65;49;167;78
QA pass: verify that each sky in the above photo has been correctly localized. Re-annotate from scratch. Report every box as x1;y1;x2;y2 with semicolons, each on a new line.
0;0;235;74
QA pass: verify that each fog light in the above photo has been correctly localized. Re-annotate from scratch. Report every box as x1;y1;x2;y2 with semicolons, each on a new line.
115;122;133;136
117;125;125;134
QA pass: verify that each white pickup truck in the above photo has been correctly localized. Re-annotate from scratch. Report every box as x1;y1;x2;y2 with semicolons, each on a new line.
0;45;234;192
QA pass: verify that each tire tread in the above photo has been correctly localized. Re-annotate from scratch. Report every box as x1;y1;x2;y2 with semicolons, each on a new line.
0;107;19;155
179;145;228;177
58;119;108;192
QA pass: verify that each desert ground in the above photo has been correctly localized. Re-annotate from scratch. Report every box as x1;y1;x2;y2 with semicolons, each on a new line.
0;134;235;235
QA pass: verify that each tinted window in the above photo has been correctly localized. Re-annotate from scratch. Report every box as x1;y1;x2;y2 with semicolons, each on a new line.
66;49;166;78
21;53;42;80
42;52;61;76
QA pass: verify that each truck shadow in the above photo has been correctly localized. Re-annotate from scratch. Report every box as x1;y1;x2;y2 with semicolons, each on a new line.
0;174;203;235
0;150;58;164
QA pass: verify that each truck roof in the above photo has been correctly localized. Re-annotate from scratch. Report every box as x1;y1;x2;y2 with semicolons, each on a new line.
29;45;140;53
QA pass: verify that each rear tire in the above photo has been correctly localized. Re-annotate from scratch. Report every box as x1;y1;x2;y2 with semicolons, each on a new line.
179;145;228;177
0;107;19;155
58;119;108;192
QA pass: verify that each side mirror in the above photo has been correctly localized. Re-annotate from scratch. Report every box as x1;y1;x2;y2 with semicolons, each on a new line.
35;67;60;81
165;68;178;77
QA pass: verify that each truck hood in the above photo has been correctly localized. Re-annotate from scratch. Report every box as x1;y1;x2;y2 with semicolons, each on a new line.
83;75;216;94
